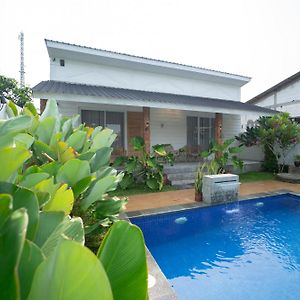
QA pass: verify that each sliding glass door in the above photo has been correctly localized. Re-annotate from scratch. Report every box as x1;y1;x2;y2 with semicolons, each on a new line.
187;116;215;151
81;110;124;149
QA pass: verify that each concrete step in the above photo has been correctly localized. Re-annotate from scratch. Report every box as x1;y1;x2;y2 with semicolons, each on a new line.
171;179;195;186
167;172;196;181
164;164;199;174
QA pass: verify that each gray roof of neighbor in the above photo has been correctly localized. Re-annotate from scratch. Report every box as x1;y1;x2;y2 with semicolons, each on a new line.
33;80;276;114
248;70;300;104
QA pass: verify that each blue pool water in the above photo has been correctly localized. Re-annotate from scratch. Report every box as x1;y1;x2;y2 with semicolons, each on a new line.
131;194;300;300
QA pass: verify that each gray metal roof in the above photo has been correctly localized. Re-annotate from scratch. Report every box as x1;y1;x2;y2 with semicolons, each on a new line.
33;80;275;114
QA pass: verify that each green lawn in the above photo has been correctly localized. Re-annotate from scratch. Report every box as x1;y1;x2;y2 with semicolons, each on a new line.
239;171;276;183
108;183;177;197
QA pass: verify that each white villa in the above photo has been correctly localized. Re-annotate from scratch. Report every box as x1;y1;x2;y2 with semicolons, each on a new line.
33;40;274;157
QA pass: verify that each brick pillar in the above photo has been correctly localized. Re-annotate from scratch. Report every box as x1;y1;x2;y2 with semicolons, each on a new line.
143;107;150;153
40;99;47;114
215;113;223;144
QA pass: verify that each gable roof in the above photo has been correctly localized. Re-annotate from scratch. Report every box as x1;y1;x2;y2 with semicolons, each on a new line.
45;39;251;86
247;70;300;104
33;80;275;115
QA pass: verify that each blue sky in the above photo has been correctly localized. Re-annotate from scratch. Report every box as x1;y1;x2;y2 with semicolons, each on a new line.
1;0;300;101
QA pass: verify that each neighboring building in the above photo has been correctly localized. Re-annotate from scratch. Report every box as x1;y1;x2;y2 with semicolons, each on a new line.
247;71;300;121
33;40;274;157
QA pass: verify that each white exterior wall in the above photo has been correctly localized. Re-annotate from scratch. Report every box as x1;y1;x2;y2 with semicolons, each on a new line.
50;59;241;101
255;94;275;108
252;78;300;117
150;108;215;149
222;114;241;140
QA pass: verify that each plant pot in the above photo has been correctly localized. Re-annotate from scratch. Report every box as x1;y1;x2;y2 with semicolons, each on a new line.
163;173;170;185
294;161;300;167
195;191;203;202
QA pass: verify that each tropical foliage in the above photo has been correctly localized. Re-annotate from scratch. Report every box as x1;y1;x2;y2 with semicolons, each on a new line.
201;138;244;173
237;113;300;172
0;75;32;107
114;136;174;191
0;99;148;300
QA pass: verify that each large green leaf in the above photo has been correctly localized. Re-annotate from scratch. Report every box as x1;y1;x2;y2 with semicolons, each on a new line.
0;132;34;149
0;115;32;136
80;176;117;211
19;240;44;300
0;208;28;300
36;117;57;145
43;184;74;215
0;183;38;241
18;173;50;189
90;147;112;172
33;177;59;199
91;128;116;151
28;240;113;300
13;187;39;241
95;198;127;220
14;133;34;149
24;102;38;116
66;130;87;151
34;211;65;248
0;147;31;181
56;159;90;187
72;176;95;199
41;216;84;258
33;140;57;162
97;220;148;300
39;162;62;177
0;194;13;229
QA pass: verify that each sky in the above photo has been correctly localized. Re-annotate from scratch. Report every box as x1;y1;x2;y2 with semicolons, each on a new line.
1;0;300;102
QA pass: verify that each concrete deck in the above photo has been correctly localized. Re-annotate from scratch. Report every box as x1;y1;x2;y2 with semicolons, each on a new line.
125;180;300;212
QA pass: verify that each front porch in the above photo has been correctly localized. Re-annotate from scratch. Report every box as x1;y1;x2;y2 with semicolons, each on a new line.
36;80;275;161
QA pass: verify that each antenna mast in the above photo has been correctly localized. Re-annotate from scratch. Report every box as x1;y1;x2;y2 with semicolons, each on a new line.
18;32;25;87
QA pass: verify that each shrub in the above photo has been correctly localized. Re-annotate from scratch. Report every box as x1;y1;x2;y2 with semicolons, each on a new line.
114;136;174;191
201;138;244;173
0;99;148;300
237;113;300;173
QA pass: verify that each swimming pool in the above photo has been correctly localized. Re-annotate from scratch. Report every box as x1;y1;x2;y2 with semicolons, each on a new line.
131;194;300;300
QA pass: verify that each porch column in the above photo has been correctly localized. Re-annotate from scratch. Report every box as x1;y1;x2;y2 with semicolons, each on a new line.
143;107;150;153
40;99;47;114
215;113;223;144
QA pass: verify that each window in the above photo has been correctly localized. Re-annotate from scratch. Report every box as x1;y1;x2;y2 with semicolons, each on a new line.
187;116;215;151
81;110;124;149
60;59;65;67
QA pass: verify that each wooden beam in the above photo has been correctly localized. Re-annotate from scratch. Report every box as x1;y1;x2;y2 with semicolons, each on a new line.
215;113;223;144
143;107;150;153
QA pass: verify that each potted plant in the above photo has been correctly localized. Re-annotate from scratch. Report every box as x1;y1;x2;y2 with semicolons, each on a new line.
195;163;206;202
294;155;300;167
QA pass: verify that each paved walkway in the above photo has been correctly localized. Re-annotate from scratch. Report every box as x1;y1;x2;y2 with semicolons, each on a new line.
125;180;300;212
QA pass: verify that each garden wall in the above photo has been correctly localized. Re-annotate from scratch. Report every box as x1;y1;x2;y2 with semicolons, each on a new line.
238;145;264;162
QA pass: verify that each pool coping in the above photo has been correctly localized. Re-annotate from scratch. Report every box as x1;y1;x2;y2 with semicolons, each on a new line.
122;189;300;300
